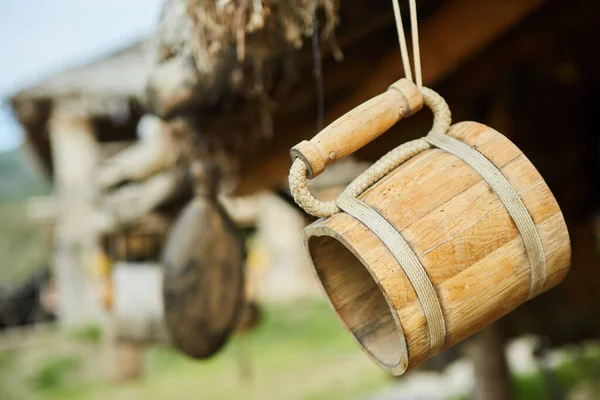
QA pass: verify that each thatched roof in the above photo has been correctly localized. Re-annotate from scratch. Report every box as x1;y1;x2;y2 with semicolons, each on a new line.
12;38;154;105
9;38;155;176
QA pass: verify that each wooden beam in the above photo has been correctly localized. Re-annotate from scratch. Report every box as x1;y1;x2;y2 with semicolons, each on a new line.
321;0;550;133
234;0;548;195
49;105;104;325
97;116;178;190
97;169;185;233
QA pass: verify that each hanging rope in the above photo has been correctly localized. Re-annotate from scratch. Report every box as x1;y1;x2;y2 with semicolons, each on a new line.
391;0;412;83
392;0;423;87
408;0;422;87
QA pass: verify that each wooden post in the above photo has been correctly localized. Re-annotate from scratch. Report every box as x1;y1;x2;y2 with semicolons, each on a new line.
467;325;512;400
256;193;318;302
49;104;103;326
108;339;145;382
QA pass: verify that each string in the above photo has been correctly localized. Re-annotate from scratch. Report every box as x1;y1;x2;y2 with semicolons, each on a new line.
311;2;325;133
391;0;423;87
408;0;422;87
391;0;413;83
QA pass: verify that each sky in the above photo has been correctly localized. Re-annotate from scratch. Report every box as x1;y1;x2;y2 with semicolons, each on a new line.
0;0;165;152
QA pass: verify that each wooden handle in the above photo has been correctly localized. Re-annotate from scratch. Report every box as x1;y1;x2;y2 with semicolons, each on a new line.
291;79;423;178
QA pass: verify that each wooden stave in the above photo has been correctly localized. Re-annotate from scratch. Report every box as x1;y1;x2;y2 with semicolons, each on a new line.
304;122;571;373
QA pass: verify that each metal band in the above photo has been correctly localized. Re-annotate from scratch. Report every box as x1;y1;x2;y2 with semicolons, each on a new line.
426;131;547;299
336;194;446;357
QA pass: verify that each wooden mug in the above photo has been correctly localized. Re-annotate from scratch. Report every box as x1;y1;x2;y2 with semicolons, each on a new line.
292;80;571;375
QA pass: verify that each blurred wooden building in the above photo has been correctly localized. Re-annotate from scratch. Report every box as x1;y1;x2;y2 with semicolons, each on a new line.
8;0;600;393
10;38;174;325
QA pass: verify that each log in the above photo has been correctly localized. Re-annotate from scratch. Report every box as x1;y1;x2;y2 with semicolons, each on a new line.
304;122;570;374
149;0;341;118
146;55;203;119
112;341;144;382
96;169;185;232
97;115;178;189
49;107;103;325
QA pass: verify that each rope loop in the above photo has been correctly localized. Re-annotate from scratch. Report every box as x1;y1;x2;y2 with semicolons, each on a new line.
289;86;451;218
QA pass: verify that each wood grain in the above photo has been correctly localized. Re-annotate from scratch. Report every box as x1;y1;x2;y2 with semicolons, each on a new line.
161;191;245;359
291;79;423;178
304;122;570;374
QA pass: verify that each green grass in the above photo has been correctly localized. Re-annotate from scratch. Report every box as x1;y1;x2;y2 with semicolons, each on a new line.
2;300;390;400
0;352;17;399
0;147;52;284
0;148;51;202
3;301;600;400
70;325;103;343
0;202;50;283
29;354;82;391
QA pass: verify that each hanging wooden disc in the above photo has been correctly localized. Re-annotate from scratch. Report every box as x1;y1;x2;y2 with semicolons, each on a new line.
162;165;245;359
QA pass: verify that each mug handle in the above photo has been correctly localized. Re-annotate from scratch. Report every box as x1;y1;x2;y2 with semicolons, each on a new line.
290;78;423;179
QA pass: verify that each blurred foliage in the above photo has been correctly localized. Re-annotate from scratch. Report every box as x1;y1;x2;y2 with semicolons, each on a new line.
0;148;50;202
450;345;600;399
70;324;103;343
0;352;17;399
0;147;51;284
512;350;600;399
29;354;81;391
0;203;50;283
